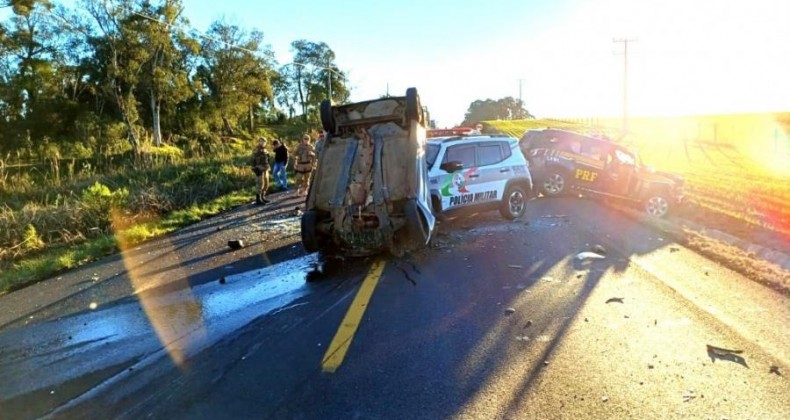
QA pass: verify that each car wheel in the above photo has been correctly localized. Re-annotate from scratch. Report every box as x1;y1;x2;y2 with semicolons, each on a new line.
405;87;421;123
320;100;335;134
301;210;322;253
500;185;527;220
645;195;670;218
541;170;567;196
404;199;429;245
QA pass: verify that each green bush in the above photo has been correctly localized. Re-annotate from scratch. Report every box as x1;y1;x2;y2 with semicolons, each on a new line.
22;224;44;251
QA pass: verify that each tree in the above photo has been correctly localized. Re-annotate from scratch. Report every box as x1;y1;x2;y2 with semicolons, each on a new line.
132;0;195;146
288;40;349;120
0;0;72;153
197;20;274;135
462;96;534;125
82;0;151;152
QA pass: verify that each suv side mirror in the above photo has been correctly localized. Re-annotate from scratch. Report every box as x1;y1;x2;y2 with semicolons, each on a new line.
440;161;464;173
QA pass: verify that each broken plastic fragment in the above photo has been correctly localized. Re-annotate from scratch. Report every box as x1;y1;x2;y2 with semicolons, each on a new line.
228;240;245;250
576;252;606;261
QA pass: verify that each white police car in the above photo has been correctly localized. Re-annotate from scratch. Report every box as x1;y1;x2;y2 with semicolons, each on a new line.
426;135;534;219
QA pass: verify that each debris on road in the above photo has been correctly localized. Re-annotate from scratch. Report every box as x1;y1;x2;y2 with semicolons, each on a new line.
576;251;606;261
707;344;748;367
606;297;624;304
227;240;245;250
219;276;227;285
504;307;516;316
541;276;554;282
682;390;696;402
769;365;781;376
648;363;654;369
601;396;609;402
669;247;680;253
515;336;530;342
508;264;524;269
523;320;533;329
89;302;98;310
591;244;607;255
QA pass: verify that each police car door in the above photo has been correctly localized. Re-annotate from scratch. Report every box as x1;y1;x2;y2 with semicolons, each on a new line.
473;141;509;205
439;143;479;210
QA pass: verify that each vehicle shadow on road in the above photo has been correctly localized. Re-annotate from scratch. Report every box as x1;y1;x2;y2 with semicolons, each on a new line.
308;197;672;419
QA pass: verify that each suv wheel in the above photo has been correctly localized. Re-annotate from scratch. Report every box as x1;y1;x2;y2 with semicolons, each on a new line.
500;185;527;220
301;210;324;252
405;87;421;123
645;195;670;218
404;199;429;245
542;170;567;196
320;100;336;134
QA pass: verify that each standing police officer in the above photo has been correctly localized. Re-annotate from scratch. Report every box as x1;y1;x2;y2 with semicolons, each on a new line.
249;138;271;205
294;134;316;197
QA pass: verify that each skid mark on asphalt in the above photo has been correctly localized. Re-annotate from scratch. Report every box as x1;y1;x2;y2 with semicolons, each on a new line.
321;259;386;373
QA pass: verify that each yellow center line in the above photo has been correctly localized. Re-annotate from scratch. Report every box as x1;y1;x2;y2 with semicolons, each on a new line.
321;258;387;373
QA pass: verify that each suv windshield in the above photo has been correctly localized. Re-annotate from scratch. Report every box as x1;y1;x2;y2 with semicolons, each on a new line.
426;143;440;169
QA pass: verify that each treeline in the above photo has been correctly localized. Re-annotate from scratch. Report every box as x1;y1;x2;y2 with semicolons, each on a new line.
0;0;350;162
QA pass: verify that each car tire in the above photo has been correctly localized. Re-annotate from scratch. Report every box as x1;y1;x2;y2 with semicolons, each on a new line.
645;194;670;218
301;210;323;253
541;169;568;197
320;100;335;134
405;87;421;123
404;199;429;245
500;184;528;220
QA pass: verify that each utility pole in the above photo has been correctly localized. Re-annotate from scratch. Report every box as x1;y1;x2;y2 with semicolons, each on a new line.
613;38;636;131
518;79;524;118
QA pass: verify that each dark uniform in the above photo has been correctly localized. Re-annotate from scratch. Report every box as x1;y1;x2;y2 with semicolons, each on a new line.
250;141;270;204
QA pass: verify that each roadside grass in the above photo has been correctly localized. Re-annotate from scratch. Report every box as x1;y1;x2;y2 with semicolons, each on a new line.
0;189;254;296
684;230;790;295
619;205;790;295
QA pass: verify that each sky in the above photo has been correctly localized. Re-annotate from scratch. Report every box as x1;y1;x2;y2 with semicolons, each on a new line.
179;0;790;127
13;0;790;127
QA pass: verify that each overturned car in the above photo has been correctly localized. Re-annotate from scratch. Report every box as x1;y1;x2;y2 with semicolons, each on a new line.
520;128;684;217
301;88;435;256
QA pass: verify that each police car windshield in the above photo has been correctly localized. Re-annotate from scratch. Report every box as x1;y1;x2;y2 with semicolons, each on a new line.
426;143;440;169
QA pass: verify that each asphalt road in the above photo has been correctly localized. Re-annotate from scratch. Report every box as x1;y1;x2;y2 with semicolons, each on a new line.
0;193;788;419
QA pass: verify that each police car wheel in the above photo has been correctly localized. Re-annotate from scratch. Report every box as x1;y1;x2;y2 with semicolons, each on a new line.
500;185;527;220
645;195;670;218
542;171;567;196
